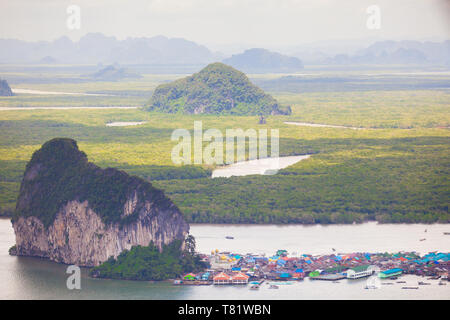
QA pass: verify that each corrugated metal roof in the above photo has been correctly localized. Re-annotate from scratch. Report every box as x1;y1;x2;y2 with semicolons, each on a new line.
380;268;403;275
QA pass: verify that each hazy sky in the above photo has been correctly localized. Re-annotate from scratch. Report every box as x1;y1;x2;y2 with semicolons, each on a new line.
1;0;449;49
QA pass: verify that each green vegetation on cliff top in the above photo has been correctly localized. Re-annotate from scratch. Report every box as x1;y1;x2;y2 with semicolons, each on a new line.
90;236;208;281
13;138;175;228
146;62;291;115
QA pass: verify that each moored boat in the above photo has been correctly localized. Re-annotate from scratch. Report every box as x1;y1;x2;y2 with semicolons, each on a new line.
269;285;279;289
364;284;377;289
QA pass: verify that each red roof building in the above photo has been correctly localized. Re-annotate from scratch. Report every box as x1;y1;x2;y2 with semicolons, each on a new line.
213;272;232;285
231;272;249;284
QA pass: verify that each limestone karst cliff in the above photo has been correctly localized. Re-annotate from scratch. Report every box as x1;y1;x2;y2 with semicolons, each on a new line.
11;138;189;267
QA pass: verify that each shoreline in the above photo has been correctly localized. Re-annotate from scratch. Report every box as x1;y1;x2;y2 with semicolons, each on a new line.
0;106;139;111
2;216;450;226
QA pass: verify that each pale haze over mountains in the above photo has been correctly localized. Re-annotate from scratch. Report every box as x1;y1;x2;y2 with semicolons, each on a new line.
0;33;448;69
0;33;219;65
223;48;304;73
320;40;450;65
1;0;449;70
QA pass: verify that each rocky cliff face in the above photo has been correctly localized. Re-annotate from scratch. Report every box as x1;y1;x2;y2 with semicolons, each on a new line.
0;79;13;96
11;138;189;267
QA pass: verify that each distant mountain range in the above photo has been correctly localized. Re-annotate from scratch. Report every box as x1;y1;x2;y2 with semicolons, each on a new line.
0;79;13;96
0;34;448;67
147;62;291;115
0;33;219;65
223;48;303;73
302;40;450;65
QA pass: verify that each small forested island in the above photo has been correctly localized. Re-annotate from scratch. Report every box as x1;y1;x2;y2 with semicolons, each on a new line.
90;235;208;281
87;65;142;81
0;79;13;96
146;62;291;115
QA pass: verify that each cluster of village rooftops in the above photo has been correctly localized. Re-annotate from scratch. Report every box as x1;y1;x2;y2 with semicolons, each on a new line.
174;250;450;286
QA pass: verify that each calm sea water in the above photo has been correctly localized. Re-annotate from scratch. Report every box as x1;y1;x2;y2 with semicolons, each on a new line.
1;218;449;300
